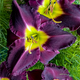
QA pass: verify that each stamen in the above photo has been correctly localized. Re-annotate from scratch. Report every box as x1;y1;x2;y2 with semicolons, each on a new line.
31;36;37;43
50;13;62;23
29;43;32;54
50;1;56;13
54;2;56;4
50;4;54;13
27;35;37;54
52;18;62;23
44;0;56;14
44;0;62;23
44;8;48;14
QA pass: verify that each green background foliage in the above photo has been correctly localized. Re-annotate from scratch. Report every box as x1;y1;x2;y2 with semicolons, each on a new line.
0;0;80;80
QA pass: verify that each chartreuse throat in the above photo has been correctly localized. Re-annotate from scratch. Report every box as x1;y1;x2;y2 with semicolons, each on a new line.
37;0;64;23
24;26;49;54
0;78;10;80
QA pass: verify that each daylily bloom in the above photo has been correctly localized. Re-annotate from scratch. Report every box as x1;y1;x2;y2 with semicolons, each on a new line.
0;61;26;80
25;0;80;33
27;63;73;80
7;0;76;76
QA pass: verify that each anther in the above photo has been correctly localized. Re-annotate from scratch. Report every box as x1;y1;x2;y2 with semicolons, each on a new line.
54;2;56;4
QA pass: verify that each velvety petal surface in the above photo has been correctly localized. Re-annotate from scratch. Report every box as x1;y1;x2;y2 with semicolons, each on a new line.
7;39;40;76
24;0;43;9
40;21;76;51
7;29;19;47
40;15;50;24
27;69;43;80
40;49;59;64
11;71;26;80
0;61;9;77
0;62;27;80
10;0;40;37
41;63;73;80
55;0;80;31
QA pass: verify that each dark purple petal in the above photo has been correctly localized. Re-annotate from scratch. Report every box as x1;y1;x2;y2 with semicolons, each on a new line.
27;69;43;80
40;49;59;64
7;29;19;47
0;62;27;80
42;63;73;80
40;21;76;51
10;0;40;37
77;27;80;35
74;4;80;10
29;0;39;8
55;0;80;31
40;15;50;24
24;0;43;9
7;39;40;76
0;61;9;77
7;39;25;74
11;71;26;80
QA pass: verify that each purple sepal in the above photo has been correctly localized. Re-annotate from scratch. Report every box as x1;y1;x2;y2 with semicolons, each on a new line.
40;49;59;64
41;63;73;80
40;21;76;51
7;39;40;76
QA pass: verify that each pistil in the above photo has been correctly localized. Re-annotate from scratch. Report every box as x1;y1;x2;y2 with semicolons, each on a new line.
27;35;37;54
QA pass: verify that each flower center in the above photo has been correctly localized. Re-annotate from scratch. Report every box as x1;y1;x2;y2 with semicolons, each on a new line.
0;77;10;80
37;0;64;23
27;34;38;43
25;26;49;54
26;34;38;54
44;0;62;23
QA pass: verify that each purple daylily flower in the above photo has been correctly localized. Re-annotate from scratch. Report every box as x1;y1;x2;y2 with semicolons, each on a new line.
27;63;73;80
7;0;76;76
0;61;26;80
25;0;80;34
